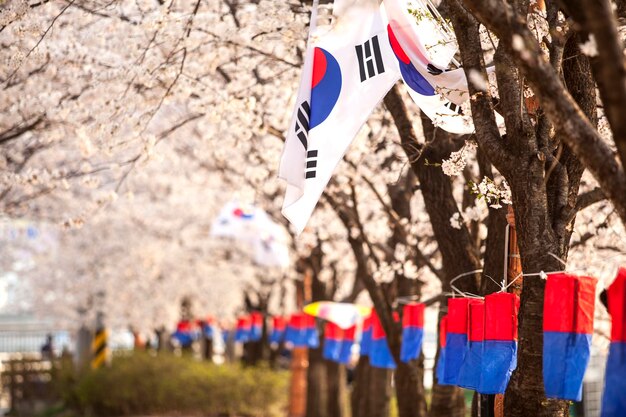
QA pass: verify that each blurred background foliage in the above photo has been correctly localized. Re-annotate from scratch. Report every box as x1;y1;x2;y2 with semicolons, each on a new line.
53;353;289;417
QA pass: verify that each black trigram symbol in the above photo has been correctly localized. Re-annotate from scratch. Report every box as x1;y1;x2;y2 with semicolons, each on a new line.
305;150;318;179
355;35;385;82
444;101;463;115
427;63;443;75
295;101;310;150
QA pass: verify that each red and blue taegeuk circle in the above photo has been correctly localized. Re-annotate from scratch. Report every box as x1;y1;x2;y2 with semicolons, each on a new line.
310;47;342;129
387;25;435;96
232;208;254;219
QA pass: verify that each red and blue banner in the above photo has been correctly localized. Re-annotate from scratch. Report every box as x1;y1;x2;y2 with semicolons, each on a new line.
339;325;356;364
601;267;626;417
323;322;344;362
196;317;214;340
480;292;519;394
172;320;199;347
360;315;373;357
435;315;448;383
442;298;471;385
270;316;286;345
235;316;252;343
400;303;425;363
370;311;397;369
285;313;320;348
249;312;263;342
457;299;485;390
543;273;596;401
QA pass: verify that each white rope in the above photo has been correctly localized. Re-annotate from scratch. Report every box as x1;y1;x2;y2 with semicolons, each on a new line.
450;269;483;297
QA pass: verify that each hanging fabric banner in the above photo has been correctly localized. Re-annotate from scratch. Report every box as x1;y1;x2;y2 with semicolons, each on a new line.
270;316;287;345
305;314;320;348
198;317;214;340
435;315;448;384
172;320;199;347
285;313;305;346
601;267;626;417
442;298;471;385
457;299;485;390
249;312;263;342
339;325;356;364
285;312;320;348
370;311;397;369
323;322;344;362
235;316;252;344
480;292;519;394
360;314;373;357
400;302;425;362
304;301;371;329
543;273;597;401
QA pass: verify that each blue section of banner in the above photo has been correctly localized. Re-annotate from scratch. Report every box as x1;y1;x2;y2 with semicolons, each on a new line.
249;325;262;342
203;325;213;340
360;329;372;356
338;340;353;364
478;340;517;394
442;333;468;385
323;338;342;362
435;347;447;384
370;338;397;369
234;328;250;344
400;326;424;363
269;329;284;345
306;327;320;349
457;341;483;390
284;326;304;346
172;331;196;347
601;342;626;417
543;332;591;401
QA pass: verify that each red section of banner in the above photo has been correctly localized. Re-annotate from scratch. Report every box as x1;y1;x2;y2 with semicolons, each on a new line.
289;313;306;329
272;316;286;331
372;311;386;341
402;303;425;328
250;312;263;327
544;273;597;334
439;315;448;348
609;267;626;342
304;313;317;329
344;325;357;341
485;292;519;341
447;298;470;335
468;300;485;342
236;316;251;330
325;322;343;341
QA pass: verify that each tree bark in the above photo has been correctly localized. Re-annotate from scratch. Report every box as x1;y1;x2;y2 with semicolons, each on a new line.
306;344;328;417
326;360;347;417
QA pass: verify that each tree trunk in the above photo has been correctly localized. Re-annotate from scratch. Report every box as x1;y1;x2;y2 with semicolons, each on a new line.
351;356;370;417
395;355;427;417
326;360;347;417
306;345;328;417
367;366;393;417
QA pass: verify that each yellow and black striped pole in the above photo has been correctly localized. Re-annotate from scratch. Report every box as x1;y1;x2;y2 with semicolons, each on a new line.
91;326;108;369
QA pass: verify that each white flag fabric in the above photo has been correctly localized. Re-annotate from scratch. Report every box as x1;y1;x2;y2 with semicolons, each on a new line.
279;0;400;234
253;221;291;268
211;200;291;268
210;200;267;243
383;0;477;133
